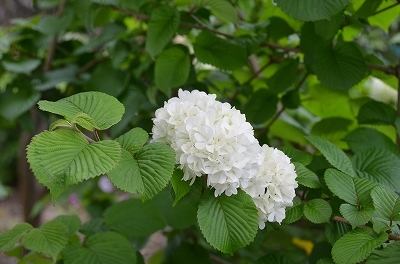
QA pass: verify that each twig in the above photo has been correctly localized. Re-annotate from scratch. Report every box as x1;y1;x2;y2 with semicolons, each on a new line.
210;254;233;264
366;62;397;75
373;2;400;16
262;42;301;53
77;56;107;75
396;64;400;148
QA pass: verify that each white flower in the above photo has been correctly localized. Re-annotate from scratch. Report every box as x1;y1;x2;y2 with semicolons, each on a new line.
152;89;262;196
242;145;298;228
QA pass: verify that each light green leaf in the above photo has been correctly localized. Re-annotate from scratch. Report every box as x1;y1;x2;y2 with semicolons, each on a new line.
282;197;303;224
279;146;313;166
0;223;33;251
357;100;397;125
314;13;344;40
145;6;180;58
244;89;278;124
325;168;357;205
114;127;149;154
266;59;299;94
274;0;350;21
171;169;191;206
339;204;374;228
367;241;400;264
49;119;72;131
155;45;190;96
193;31;248;71
108;142;175;200
54;215;82;236
332;228;388;264
104;198;166;237
193;0;238;23
62;232;137;264
294;162;321;189
313;40;367;90
306;135;356;176
22;221;68;261
303;199;332;224
371;186;400;222
197;189;258;254
372;221;391;234
27;130;121;202
1;59;41;74
71;113;97;131
353;148;400;193
38;91;125;131
325;221;352;245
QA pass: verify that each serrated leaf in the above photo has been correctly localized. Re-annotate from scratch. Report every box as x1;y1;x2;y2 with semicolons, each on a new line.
313;40;366;90
108;142;175;200
62;232;137;264
325;221;352;245
244;89;278;124
22;221;68;261
372;221;390;234
306;136;356;176
193;31;247;71
114;127;149;154
367;241;400;264
279;146;313;166
324;168;357;205
353;148;400;193
71;112;97;131
155;45;190;96
314;13;344;40
274;0;350;21
357;100;397;125
303;199;332;224
104;198;166;237
54;215;81;236
197;189;258;254
38;92;125;131
282;197;303;224
79;218;108;237
145;6;180;58
332;228;388;264
371;186;400;222
0;223;33;251
193;0;238;23
339;204;374;228
294;162;321;188
353;178;379;206
27;130;121;202
171;169;191;206
49;119;72;131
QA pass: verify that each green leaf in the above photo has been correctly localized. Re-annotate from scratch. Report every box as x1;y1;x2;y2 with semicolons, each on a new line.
38;91;125;131
332;228;388;264
367;241;400;264
279;146;313;166
294;162;321;189
313;40;367;90
325;221;351;245
371;186;400;222
282;197;304;224
192;0;238;23
193;31;247;71
62;232;137;264
314;13;344;40
171;169;191;206
197;189;258;254
27;130;121;202
80;218;108;237
108;142;175;200
90;0;120;5
253;254;291;264
325;168;357;205
71;113;97;131
244;89;278;124
306;135;356;176
1;59;41;74
353;178;379;206
353;148;400;193
155;45;191;96
104;198;166;237
339;204;374;228
22;220;68;261
0;223;33;251
355;0;383;18
49;119;72;131
114;127;149;154
274;0;350;21
35;65;78;91
357;100;397;125
54;215;82;236
310;117;353;149
266;59;299;94
0;88;40;121
145;6;180;58
37;14;73;35
303;199;332;224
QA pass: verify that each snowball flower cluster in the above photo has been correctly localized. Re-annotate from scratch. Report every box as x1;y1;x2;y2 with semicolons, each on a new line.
152;89;298;228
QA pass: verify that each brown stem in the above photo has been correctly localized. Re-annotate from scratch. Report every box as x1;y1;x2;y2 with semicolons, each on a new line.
366;62;397;75
373;2;400;16
396;64;400;148
77;56;107;75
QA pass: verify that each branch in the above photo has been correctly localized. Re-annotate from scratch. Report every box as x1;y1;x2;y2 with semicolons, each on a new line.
366;62;397;75
373;2;400;16
396;64;400;148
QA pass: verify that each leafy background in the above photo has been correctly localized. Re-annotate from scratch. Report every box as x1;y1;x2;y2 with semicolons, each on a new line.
1;0;400;263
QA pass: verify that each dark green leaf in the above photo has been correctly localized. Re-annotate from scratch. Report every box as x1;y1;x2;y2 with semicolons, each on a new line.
266;59;299;94
367;241;400;264
170;169;191;206
244;89;278;124
357;100;397;125
282;197;303;224
325;221;352;245
253;253;291;264
371;186;400;222
0;88;40;121
165;243;211;264
104;198;166;237
332;228;388;264
197;189;258;254
355;0;383;18
155;45;190;96
310;117;353;149
192;0;238;23
279;146;313;166
54;215;81;236
325;168;357;205
145;6;180;57
193;31;247;71
295;162;321;189
303;199;332;224
314;13;344;40
281;90;301;109
339;204;374;228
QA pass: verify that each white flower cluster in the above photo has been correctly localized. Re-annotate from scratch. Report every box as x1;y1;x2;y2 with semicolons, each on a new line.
152;89;298;228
